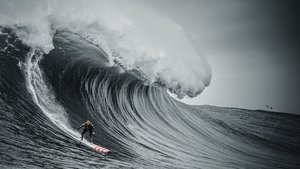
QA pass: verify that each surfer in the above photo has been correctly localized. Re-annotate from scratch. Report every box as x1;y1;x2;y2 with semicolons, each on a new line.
78;120;95;143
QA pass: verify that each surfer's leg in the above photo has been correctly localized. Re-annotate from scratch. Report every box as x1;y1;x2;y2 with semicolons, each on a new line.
89;129;93;143
81;129;88;140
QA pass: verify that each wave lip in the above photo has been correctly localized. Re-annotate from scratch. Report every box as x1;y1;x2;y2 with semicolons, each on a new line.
0;0;211;99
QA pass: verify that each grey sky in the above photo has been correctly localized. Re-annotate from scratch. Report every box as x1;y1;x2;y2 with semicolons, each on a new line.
145;0;300;114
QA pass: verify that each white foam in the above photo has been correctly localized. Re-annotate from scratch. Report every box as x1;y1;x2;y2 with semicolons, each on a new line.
0;0;211;98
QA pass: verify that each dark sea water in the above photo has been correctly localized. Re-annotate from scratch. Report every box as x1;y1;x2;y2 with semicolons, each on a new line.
1;27;300;169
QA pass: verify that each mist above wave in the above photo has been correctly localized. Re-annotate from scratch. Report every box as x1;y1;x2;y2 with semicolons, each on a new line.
0;0;211;98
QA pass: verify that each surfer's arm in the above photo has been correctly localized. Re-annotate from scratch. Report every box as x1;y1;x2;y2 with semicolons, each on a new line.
92;125;95;133
77;123;85;130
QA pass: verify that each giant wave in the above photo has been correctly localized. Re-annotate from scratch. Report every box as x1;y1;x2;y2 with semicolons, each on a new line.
0;1;300;169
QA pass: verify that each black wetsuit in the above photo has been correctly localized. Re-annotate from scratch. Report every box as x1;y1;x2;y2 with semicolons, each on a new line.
78;122;94;141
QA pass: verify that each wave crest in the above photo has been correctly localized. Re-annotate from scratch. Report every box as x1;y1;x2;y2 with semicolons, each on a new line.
0;0;211;98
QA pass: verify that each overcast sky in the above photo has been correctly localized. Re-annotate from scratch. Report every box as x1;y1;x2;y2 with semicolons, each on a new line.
144;0;300;114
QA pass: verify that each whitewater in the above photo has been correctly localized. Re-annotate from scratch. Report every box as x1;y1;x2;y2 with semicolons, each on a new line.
0;0;300;168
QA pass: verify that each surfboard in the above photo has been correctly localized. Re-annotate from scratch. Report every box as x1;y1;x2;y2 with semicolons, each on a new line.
93;144;111;154
76;131;111;154
77;139;111;154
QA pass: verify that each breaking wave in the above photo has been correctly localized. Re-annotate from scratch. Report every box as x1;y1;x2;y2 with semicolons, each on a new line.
0;1;299;168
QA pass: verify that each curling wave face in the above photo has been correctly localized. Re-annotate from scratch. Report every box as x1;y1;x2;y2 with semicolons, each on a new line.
0;0;211;99
1;1;300;168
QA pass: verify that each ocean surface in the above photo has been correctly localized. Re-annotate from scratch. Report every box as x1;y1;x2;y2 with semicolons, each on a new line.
0;26;300;169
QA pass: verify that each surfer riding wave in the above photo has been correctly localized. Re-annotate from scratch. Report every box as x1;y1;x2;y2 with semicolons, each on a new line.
0;0;299;168
78;120;95;143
